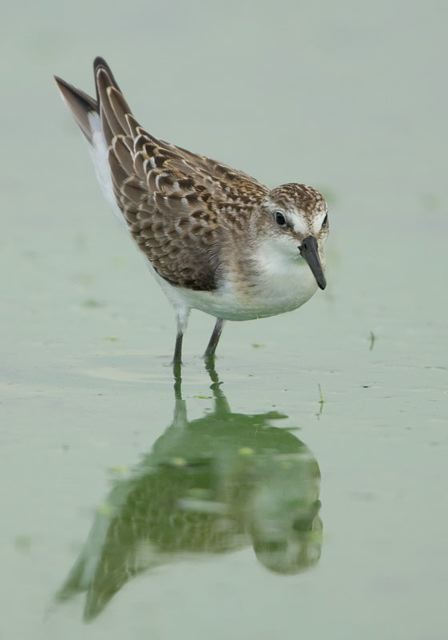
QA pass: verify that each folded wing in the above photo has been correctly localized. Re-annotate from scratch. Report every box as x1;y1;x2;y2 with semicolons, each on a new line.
55;57;268;291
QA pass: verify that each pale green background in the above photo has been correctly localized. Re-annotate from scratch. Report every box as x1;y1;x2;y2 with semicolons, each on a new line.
1;1;447;638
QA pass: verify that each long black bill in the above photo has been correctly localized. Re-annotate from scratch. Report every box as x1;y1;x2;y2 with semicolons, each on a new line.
299;236;327;290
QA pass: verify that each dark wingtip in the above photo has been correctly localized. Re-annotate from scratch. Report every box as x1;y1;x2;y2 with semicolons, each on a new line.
93;56;110;73
93;56;121;100
93;56;117;84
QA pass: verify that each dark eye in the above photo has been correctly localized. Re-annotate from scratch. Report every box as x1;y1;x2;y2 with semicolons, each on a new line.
275;211;287;227
322;213;329;228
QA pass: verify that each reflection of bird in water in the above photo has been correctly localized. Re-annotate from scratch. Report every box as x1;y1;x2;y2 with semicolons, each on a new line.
56;365;322;621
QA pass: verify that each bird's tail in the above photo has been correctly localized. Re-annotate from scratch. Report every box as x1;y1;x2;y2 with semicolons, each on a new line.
54;57;139;219
54;56;133;145
54;73;98;144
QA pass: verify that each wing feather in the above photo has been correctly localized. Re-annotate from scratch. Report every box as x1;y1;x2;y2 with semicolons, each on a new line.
90;57;268;290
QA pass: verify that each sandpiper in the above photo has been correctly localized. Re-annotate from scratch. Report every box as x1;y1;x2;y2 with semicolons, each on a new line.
55;57;329;364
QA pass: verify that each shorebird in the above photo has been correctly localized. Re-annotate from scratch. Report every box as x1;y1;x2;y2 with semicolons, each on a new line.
55;57;329;364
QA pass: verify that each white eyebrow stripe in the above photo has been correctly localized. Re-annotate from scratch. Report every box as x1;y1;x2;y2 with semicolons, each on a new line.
289;213;308;235
312;211;327;234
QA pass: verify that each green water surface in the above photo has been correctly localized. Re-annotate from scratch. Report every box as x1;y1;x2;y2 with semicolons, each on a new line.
0;1;447;639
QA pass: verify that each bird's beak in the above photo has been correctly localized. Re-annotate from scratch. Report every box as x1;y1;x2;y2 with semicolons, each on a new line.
299;236;327;290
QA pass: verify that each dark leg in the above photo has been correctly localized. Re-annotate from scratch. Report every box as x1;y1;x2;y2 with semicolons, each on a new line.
204;319;224;361
173;331;183;364
172;308;190;376
172;331;183;379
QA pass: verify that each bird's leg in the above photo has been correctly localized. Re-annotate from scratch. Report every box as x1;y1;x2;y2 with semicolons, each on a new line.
173;330;183;364
203;318;225;362
172;307;190;377
172;332;183;380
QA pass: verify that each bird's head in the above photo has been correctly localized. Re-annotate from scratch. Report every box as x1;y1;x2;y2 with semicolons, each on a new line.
256;183;329;290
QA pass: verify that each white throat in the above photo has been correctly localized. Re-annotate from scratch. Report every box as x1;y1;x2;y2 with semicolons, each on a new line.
249;237;319;316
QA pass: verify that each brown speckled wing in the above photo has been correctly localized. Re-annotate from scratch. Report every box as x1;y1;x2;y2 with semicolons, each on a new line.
94;58;268;291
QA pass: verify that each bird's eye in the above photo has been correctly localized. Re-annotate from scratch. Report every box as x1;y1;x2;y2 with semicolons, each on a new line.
322;213;329;228
275;211;287;227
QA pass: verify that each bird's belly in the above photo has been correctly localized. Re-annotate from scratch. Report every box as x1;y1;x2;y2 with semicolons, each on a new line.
176;264;318;321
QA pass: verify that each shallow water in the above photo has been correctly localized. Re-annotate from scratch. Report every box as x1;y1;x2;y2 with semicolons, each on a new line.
1;1;447;638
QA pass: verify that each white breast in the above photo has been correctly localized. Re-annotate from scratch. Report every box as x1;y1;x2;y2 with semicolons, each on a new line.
173;239;318;321
236;240;318;320
248;250;318;318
